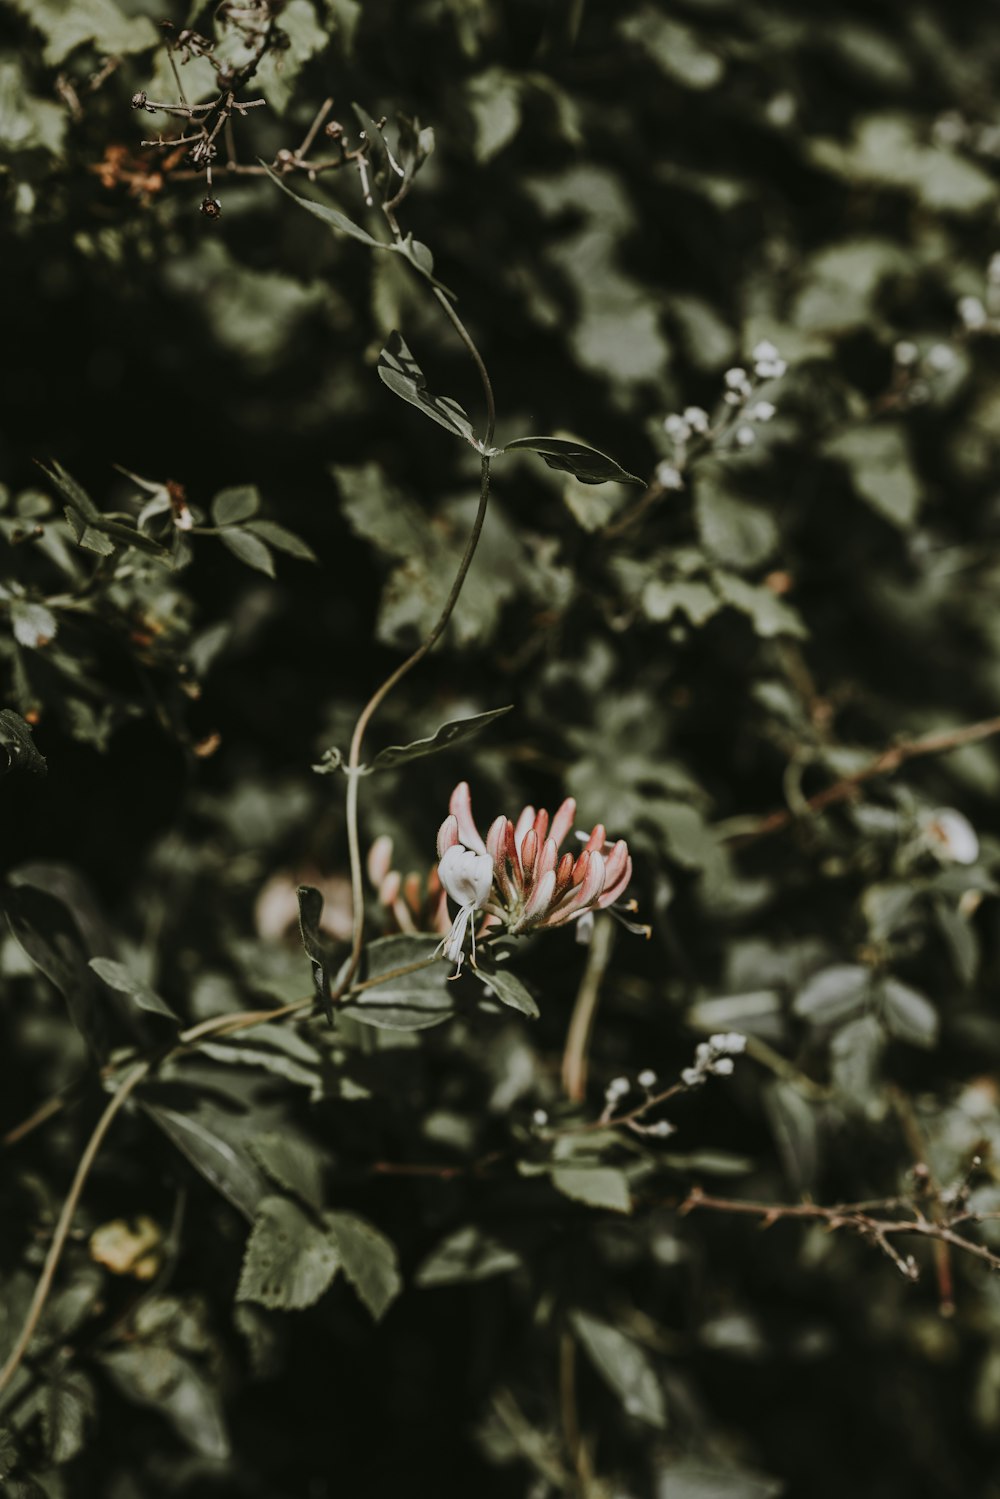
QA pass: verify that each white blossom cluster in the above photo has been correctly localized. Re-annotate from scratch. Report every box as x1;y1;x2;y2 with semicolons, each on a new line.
680;1031;748;1088
656;340;787;489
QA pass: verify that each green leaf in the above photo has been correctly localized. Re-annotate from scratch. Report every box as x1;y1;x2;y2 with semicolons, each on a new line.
377;331;478;445
793;964;871;1025
370;705;512;771
503;436;642;486
211;486;261;526
39;460;101;522
763;1080;820;1192
570;1310;667;1428
238;1195;341;1310
824;423;922;529
143;1103;267;1221
297;885;332;1024
41;1372;96;1466
879;977;939;1048
0;710;45;775
695;481;779;571
264;164;383;246
11;0;157;65
5;884;109;1057
245;520;317;562
415;1226;524;1287
89;957;180;1022
349;934;455;1030
323;1211;401;1320
473;963;540;1019
64;508;116;555
99;1345;229;1460
0;1429;18;1481
551;1166;632;1213
10;600;56;649
219;528;276;577
249;1132;325;1211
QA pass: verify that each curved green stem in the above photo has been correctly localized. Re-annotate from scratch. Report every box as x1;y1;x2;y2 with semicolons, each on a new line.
335;288;496;999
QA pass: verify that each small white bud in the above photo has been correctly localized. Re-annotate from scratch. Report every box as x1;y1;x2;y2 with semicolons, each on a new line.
607;1076;630;1100
959;296;988;330
681;1067;702;1087
637;1069;658;1088
711;1056;735;1076
724;390;743;406
532;1108;549;1126
752;339;779;363
894;340;919;366
920;809;979;865
664;413;690;440
724;367;750;392
649;1120;676;1138
655;461;685;491
754;358;787;379
683;406;709;433
747;400;776;422
709;1032;748;1055
735;425;756;449
926;343;956;372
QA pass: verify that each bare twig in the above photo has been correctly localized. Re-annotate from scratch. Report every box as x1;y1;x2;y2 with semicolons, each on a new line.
725;714;1000;845
680;1187;1000;1279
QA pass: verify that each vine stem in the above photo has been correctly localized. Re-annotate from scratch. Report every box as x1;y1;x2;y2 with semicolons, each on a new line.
561;916;615;1103
336;289;496;999
0;1059;151;1401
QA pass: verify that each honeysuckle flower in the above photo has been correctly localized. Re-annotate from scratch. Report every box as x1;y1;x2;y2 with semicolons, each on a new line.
367;834;450;936
435;781;633;968
437;843;493;972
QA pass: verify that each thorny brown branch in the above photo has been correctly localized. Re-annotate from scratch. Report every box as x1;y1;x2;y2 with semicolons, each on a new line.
680;1186;1000;1281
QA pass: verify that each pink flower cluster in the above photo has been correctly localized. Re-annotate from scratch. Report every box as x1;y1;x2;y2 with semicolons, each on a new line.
436;781;632;964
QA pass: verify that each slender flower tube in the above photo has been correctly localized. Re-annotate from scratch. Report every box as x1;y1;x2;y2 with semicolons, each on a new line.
436;781;633;966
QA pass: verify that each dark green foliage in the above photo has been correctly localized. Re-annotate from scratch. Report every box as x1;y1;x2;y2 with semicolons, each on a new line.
6;1;1000;1496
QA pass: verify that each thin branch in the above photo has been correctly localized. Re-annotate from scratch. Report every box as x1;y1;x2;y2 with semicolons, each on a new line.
561;917;615;1103
725;714;1000;845
0;1060;151;1401
680;1188;1000;1276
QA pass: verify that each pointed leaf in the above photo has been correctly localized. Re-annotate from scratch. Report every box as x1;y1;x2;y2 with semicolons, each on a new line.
5;885;109;1057
89;957;179;1022
245;520;317;561
143;1103;267;1220
98;1346;229;1460
793;964;871;1025
350;934;455;1029
211;485;260;526
238;1195;341;1310
504;436;643;486
297;885;332;1025
323;1211;401;1320
264;164;382;245
10;600;56;649
570;1310;667;1428
39;460;101;523
377;331;478;444
0;710;46;775
879;977;939;1048
551;1166;632;1213
219;528;275;576
249;1132;325;1211
416;1226;524;1287
370;705;512;770
473;962;539;1019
